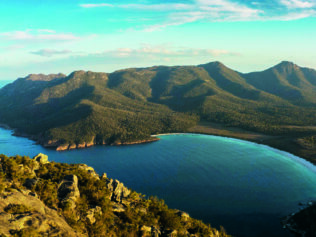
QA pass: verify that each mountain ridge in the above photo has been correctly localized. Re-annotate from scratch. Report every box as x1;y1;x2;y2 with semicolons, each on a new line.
0;61;316;163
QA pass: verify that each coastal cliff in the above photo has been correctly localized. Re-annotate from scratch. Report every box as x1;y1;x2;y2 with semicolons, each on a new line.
0;153;230;237
51;137;160;151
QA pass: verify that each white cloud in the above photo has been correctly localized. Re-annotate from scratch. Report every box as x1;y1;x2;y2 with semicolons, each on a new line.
280;0;315;8
31;49;73;57
143;0;262;31
79;0;316;31
91;45;240;59
144;12;205;32
273;9;316;20
0;29;79;42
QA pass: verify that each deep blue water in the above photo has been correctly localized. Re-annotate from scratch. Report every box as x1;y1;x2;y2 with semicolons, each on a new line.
1;80;316;237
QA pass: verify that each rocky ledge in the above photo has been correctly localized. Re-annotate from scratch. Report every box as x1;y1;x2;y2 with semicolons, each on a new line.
0;153;230;237
43;137;160;151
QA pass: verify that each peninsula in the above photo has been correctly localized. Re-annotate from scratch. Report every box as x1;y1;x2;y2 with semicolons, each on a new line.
0;61;315;164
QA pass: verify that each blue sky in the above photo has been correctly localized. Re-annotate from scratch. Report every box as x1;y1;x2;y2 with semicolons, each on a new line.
0;0;315;79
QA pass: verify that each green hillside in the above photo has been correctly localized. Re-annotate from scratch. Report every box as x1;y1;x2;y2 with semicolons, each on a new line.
0;61;316;152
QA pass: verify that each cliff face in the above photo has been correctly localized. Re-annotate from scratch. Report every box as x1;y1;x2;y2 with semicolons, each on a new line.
53;136;160;151
0;154;231;237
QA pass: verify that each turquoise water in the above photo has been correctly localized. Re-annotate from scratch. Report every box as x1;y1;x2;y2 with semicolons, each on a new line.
1;80;316;236
1;131;316;237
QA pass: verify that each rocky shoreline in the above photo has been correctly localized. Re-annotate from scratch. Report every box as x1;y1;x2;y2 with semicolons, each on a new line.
2;123;316;167
0;125;160;151
52;137;160;151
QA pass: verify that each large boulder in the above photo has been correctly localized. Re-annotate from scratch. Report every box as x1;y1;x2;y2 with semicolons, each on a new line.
78;164;99;180
57;175;80;209
33;153;49;164
112;203;126;213
176;210;190;222
0;187;84;236
151;226;161;237
162;230;177;237
139;225;152;237
106;179;131;203
139;225;161;237
86;206;102;224
101;173;107;179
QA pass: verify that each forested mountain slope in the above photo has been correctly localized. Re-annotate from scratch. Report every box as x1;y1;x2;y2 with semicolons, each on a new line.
0;61;316;152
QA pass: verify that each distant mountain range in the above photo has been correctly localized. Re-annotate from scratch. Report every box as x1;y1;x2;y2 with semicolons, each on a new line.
0;61;316;153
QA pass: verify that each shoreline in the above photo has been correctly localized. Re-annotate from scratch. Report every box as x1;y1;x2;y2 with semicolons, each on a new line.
1;121;315;166
51;137;161;151
187;122;316;166
1;123;316;235
0;123;160;151
153;132;316;173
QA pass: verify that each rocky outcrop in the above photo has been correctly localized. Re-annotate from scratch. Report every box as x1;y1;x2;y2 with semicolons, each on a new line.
77;143;86;149
85;206;102;224
52;137;159;151
101;173;107;179
56;144;69;151
106;178;131;203
139;225;161;237
56;142;96;150
162;230;178;237
57;175;80;209
33;153;49;164
0;187;84;237
176;210;190;222
112;203;126;213
78;164;99;180
86;137;95;147
69;143;77;150
0;154;231;237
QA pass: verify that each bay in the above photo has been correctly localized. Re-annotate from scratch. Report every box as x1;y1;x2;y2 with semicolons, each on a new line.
1;80;316;236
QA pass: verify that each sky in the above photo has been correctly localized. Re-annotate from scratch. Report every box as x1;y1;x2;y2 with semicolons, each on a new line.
0;0;315;79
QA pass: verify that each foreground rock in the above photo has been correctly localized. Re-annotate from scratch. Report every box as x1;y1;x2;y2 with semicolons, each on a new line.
58;174;80;209
0;154;231;237
0;186;83;236
33;153;49;164
106;178;131;203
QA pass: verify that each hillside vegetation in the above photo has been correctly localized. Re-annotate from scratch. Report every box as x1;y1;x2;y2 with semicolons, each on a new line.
0;61;316;158
0;154;230;236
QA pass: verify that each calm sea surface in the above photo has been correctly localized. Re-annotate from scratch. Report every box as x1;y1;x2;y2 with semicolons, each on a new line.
1;80;316;237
